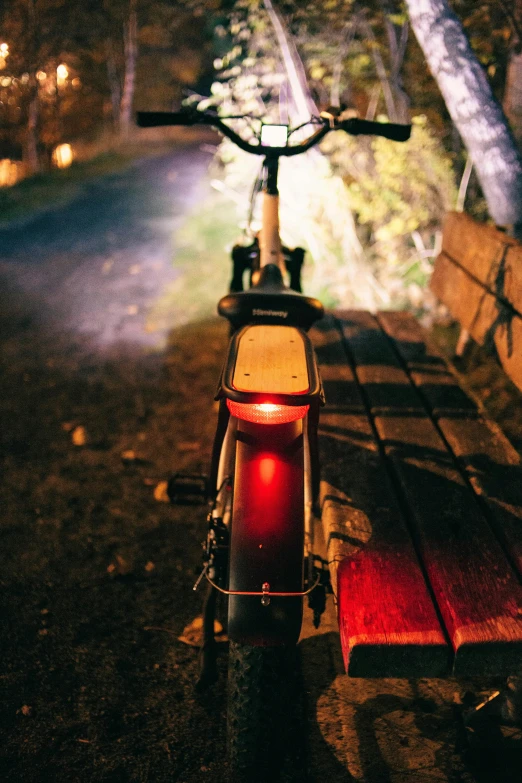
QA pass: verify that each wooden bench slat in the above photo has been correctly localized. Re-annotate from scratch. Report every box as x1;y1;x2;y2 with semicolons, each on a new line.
375;414;522;677
376;311;478;417
338;311;522;677
440;212;520;308
431;252;522;391
379;311;522;581
312;316;449;677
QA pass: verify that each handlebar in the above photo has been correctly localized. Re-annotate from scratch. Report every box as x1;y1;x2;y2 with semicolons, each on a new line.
136;109;411;155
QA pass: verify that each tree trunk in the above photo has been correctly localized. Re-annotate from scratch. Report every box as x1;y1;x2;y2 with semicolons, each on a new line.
503;0;522;145
405;0;522;235
504;53;522;145
106;39;122;133
24;0;40;174
25;88;40;174
119;0;138;139
263;0;318;124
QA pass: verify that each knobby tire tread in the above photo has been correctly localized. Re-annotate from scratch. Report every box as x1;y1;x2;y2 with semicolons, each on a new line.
227;641;298;781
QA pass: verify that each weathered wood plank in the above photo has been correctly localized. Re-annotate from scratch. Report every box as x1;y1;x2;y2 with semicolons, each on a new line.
431;252;499;345
339;311;522;677
375;414;522;677
377;311;478;418
431;252;522;391
439;415;522;581
312;315;449;677
379;310;522;581
441;212;519;308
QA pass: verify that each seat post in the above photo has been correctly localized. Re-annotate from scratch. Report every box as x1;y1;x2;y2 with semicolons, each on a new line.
260;156;284;272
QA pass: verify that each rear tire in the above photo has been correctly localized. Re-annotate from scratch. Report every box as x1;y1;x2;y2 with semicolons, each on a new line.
227;641;297;780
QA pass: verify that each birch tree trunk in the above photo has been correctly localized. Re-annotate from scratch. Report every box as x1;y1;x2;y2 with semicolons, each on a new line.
405;0;522;234
119;0;138;139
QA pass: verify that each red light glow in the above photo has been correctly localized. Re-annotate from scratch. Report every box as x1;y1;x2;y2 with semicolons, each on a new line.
259;456;276;485
227;399;309;425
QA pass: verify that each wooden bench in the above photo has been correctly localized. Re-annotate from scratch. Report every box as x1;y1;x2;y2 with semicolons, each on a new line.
312;212;522;690
430;211;522;390
313;309;522;682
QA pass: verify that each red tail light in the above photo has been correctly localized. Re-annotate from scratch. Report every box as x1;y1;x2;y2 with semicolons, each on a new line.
227;399;309;425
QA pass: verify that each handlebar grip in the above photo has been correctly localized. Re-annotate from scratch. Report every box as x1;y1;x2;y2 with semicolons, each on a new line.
340;118;411;142
136;111;200;128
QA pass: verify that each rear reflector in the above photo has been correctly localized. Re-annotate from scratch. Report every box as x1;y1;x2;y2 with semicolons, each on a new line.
227;399;309;425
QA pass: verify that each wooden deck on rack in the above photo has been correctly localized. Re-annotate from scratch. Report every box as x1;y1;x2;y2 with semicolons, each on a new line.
312;310;522;679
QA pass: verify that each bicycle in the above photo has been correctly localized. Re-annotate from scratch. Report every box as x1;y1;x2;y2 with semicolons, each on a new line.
137;106;411;778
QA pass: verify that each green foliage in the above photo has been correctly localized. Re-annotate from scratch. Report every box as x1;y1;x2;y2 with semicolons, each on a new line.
325;115;456;242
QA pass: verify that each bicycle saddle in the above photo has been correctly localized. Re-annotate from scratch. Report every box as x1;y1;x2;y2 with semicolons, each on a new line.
218;264;324;331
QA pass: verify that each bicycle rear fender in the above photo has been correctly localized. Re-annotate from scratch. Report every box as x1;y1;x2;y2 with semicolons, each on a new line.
228;418;304;646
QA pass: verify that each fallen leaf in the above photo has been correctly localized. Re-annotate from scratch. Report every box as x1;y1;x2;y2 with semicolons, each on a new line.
21;705;32;717
154;481;170;502
178;616;226;647
144;561;155;572
107;554;133;577
121;449;136;462
61;422;74;432
71;426;87;446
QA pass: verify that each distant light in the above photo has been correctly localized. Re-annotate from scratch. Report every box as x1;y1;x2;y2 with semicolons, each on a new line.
57;64;69;86
72;77;81;88
36;70;47;81
0;159;22;187
53;144;73;169
0;43;9;71
1;77;11;87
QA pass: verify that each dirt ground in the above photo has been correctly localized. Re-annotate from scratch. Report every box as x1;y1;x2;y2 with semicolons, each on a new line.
0;142;520;782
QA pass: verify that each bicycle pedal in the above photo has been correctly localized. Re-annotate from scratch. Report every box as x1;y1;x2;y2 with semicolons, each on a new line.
167;473;208;505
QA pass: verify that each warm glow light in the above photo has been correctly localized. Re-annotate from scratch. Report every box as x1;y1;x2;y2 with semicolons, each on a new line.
227;399;309;424
0;43;10;70
0;159;23;187
57;64;68;80
36;70;47;81
53;144;73;169
259;457;276;485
